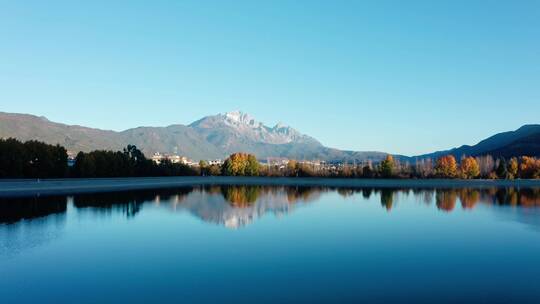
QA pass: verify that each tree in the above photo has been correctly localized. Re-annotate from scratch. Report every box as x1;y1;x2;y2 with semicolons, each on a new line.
507;157;519;179
222;153;259;176
199;160;208;176
496;159;508;179
73;151;96;177
245;154;260;176
0;138;26;178
0;138;68;178
362;165;374;178
415;158;434;178
287;160;298;177
207;164;222;176
519;156;540;179
460;156;480;179
435;155;458;178
123;145;145;164
379;155;395;178
297;163;316;177
476;155;495;178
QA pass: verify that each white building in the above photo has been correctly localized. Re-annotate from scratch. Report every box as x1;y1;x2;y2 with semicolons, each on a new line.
151;152;189;165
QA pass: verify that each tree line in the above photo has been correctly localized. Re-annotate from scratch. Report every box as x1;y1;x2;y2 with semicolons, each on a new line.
1;138;540;179
0;138;68;178
0;138;197;178
202;153;540;179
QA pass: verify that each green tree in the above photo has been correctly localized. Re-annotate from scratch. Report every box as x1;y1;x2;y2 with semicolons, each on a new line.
199;160;209;176
379;155;395;178
362;165;373;178
496;159;508;179
0;138;26;178
245;154;260;176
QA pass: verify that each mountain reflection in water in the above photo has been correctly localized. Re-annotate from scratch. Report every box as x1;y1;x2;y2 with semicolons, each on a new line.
1;186;540;229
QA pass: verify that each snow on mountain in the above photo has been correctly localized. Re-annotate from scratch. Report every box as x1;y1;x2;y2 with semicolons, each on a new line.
190;111;317;145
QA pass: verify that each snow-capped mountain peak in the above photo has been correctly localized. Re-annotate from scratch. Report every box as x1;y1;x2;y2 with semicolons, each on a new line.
222;111;262;128
189;111;318;145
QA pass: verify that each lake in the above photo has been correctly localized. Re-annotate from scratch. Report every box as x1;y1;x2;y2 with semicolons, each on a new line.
2;185;540;303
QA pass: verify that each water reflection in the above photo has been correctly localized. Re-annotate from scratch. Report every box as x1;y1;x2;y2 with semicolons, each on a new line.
170;186;321;228
0;196;67;224
4;185;540;303
72;188;193;218
0;196;67;257
1;186;540;228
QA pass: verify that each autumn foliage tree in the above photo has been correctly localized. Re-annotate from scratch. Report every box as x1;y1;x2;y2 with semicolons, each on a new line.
507;157;519;179
287;160;298;177
435;155;458;178
222;153;260;176
460;156;480;179
519;156;540;179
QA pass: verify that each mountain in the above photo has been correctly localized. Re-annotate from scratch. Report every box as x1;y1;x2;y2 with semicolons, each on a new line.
4;110;536;162
414;125;540;160
0;111;390;162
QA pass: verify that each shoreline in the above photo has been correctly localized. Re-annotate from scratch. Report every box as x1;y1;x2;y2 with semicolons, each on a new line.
1;176;540;198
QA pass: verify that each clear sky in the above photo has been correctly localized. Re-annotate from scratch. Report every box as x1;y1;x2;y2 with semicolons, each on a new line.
1;1;539;156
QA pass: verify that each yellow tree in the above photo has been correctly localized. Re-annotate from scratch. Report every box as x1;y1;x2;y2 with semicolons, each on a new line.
222;153;259;176
287;160;298;177
460;156;480;179
435;155;458;178
507;157;519;179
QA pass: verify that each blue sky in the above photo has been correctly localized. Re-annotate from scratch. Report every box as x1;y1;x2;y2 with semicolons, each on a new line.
1;0;539;156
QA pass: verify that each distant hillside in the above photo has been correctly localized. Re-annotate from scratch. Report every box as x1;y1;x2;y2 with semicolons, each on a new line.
0;112;122;151
0;111;391;162
414;125;540;160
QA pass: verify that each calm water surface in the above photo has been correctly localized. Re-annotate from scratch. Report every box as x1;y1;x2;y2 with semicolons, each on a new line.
2;185;540;303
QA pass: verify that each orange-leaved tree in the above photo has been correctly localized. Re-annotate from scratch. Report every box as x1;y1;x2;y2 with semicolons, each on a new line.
519;156;540;179
435;155;458;178
460;156;480;179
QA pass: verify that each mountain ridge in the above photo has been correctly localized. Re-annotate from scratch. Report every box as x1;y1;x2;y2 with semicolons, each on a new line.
0;111;391;162
414;124;540;160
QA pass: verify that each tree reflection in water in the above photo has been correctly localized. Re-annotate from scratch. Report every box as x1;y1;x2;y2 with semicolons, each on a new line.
73;187;194;218
0;196;67;224
1;186;540;227
221;186;260;207
436;190;458;212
